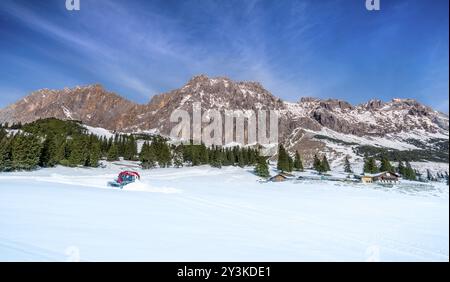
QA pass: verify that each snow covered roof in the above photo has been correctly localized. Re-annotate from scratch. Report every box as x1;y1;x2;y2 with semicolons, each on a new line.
363;171;400;178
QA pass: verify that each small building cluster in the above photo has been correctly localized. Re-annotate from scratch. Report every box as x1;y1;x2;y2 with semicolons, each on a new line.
269;172;295;182
268;171;400;185
359;172;400;184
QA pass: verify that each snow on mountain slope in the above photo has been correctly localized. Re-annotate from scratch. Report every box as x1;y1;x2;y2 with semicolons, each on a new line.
83;125;115;139
0;163;448;262
0;75;448;165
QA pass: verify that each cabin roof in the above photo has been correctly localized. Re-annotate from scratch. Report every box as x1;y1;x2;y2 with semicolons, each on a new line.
363;171;399;178
269;173;290;181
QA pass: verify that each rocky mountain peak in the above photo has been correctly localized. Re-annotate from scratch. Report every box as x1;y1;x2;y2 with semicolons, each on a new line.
296;97;353;111
0;77;448;147
186;74;211;85
361;99;384;110
318;99;354;111
299;97;320;103
165;75;283;109
391;98;419;105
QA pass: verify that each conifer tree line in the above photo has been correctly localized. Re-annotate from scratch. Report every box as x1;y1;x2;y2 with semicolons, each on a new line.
0;119;138;171
312;154;331;173
276;145;304;173
0;119;267;173
276;145;448;183
2;119;448;184
277;144;335;174
140;139;263;170
141;137;272;177
363;154;420;181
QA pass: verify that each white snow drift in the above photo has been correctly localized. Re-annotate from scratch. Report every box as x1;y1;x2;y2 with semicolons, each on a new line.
0;163;448;262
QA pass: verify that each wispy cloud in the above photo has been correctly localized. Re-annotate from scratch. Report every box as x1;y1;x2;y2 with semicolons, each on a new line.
0;0;447;110
0;0;343;102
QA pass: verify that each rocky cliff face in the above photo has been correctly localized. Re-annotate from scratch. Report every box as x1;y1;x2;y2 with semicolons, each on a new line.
0;84;144;131
0;75;448;163
281;97;448;137
126;74;286;133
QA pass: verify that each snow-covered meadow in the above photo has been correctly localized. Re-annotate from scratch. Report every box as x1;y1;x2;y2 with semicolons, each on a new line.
0;163;448;262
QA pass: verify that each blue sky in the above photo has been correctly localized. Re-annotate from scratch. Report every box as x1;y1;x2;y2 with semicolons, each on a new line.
0;0;448;112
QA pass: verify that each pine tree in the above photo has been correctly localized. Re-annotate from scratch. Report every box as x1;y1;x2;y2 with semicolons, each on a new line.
293;151;304;171
217;148;224;168
191;145;200;166
247;148;256;165
123;135;138;161
379;155;393;173
211;147;223;168
68;136;88;166
344;156;352;173
39;134;58;167
242;148;249;166
11;134;43;170
0;137;13;172
397;161;406;176
313;154;323;172
87;140;101;167
157;141;172;168
55;139;68;163
403;161;417;181
221;149;230;166
227;149;235;166
139;142;156;169
363;157;378;174
173;146;184;168
199;143;209;165
277;145;289;172
100;136;108;155
322;155;330;172
107;144;119;162
238;149;245;168
0;128;7;140
106;137;113;155
221;149;228;166
255;156;270;178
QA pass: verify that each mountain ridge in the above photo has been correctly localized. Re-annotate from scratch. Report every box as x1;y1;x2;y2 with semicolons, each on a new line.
0;75;448;164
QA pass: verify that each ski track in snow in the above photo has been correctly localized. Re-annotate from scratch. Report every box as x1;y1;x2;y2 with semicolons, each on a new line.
0;163;448;262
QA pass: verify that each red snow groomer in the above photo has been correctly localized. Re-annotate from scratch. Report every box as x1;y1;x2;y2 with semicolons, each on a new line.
108;171;141;189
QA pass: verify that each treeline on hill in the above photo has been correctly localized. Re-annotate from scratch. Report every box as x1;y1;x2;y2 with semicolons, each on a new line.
277;143;448;183
1;118;448;183
0;118;139;171
362;154;449;182
0;118;266;174
140;137;263;171
355;145;448;163
276;145;305;173
277;144;335;175
314;134;449;163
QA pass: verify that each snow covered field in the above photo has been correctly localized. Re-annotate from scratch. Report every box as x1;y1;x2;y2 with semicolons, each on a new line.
0;163;448;262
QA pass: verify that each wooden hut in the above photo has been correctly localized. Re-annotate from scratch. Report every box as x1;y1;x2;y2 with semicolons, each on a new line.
361;172;399;184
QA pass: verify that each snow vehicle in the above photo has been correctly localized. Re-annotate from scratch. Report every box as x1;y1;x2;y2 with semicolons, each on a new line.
108;171;141;189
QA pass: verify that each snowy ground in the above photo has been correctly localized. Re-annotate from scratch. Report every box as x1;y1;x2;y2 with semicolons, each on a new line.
0;163;448;262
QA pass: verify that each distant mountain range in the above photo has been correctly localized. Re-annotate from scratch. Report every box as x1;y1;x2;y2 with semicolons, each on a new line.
0;75;448;164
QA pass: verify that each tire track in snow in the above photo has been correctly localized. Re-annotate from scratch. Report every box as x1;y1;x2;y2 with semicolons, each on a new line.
0;237;68;262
